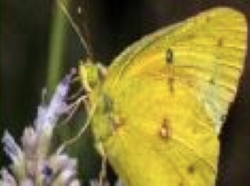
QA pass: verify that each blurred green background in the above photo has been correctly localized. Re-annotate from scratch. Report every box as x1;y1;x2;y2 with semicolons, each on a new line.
1;0;250;185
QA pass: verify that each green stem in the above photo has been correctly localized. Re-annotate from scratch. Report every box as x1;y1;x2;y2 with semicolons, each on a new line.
46;1;70;95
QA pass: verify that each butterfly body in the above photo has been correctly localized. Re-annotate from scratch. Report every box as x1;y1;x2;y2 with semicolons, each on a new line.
80;7;247;186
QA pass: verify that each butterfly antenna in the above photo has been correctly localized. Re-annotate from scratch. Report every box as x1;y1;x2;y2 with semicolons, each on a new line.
57;0;94;60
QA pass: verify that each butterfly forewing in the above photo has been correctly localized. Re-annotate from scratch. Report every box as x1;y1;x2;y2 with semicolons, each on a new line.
105;7;247;132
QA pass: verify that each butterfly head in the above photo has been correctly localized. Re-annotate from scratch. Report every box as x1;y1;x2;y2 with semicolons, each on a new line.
79;58;107;93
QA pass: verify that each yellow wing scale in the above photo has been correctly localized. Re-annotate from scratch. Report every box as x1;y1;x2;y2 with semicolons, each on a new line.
82;7;247;186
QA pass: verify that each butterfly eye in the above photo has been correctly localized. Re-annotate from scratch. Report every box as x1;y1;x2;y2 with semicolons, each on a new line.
79;59;101;93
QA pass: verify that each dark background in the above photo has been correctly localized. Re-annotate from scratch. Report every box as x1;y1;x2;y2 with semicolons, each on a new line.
1;0;250;185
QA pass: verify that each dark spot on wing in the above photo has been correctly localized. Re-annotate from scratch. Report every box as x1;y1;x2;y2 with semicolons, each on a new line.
187;164;196;174
159;118;171;138
209;78;215;85
166;48;174;64
217;38;224;47
168;77;175;93
165;48;175;92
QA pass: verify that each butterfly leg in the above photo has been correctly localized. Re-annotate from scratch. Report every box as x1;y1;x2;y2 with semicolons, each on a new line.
60;95;87;126
98;155;108;186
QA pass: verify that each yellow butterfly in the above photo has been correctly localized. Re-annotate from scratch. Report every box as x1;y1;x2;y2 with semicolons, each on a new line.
78;7;247;186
